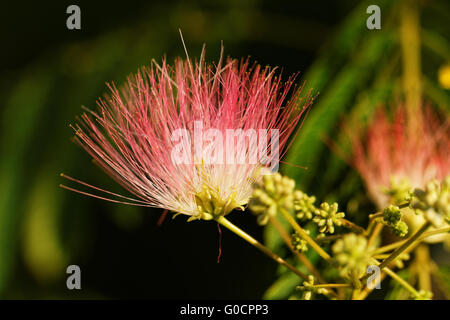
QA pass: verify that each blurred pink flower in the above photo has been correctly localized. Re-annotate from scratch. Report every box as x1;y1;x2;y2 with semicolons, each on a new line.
350;105;449;208
62;52;312;220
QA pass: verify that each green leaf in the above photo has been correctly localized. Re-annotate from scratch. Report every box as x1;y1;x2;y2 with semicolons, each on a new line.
285;31;396;189
263;269;301;300
0;71;53;295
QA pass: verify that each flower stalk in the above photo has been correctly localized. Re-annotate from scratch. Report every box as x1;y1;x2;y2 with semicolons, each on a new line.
384;267;420;298
373;226;450;254
378;222;430;270
269;215;326;283
216;216;308;280
359;221;431;289
279;207;332;262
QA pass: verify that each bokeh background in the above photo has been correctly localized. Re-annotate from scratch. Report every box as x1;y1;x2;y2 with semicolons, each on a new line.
0;0;448;299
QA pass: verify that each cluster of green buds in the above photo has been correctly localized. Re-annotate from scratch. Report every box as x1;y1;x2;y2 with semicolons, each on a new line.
296;275;329;300
248;173;295;225
313;202;345;234
332;233;371;280
410;177;450;226
293;190;316;220
382;205;409;237
249;173;346;236
291;231;309;253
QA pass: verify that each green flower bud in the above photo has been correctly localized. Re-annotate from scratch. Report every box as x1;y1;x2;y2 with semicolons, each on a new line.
332;233;371;280
291;232;309;253
249;173;295;225
312;202;345;234
293;190;316;220
410;177;450;227
393;221;409;237
383;205;402;226
296;275;329;300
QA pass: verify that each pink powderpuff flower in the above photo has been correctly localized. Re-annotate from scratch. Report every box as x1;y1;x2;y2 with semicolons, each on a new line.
61;50;313;221
349;105;449;210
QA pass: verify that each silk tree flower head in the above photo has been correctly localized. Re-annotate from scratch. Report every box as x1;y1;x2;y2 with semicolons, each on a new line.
62;50;312;222
350;105;449;208
348;105;449;241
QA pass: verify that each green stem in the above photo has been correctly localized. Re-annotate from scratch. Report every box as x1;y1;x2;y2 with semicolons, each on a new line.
415;245;432;292
400;0;422;111
367;223;384;249
372;226;450;254
341;219;365;234
312;283;351;289
315;234;342;243
358;258;419;299
352;288;361;300
378;222;430;270
269;216;326;283
368;212;384;220
216;216;308;280
365;219;376;237
279;207;332;262
361;222;431;286
356;271;387;300
384;267;419;298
